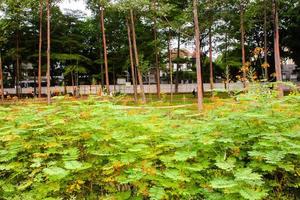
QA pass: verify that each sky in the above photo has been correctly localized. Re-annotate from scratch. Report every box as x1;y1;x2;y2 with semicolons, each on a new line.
58;0;91;16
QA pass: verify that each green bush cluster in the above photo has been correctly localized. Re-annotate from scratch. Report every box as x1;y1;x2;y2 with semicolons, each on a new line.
0;91;299;199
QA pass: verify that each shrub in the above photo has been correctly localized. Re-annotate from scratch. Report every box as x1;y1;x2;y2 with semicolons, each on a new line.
0;91;299;199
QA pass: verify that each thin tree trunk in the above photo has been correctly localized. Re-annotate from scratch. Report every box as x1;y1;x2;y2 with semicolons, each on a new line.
38;0;43;98
100;6;110;94
64;80;67;95
33;68;37;96
168;30;173;103
16;31;20;97
112;64;116;93
76;60;79;97
152;0;160;99
126;18;138;103
130;9;146;103
46;0;51;104
97;34;104;87
273;0;283;97
209;27;214;94
100;53;104;87
225;32;228;66
224;32;229;91
97;33;104;87
154;20;161;99
240;1;246;88
0;55;4;102
71;71;75;95
193;0;204;111
175;32;181;93
263;0;268;80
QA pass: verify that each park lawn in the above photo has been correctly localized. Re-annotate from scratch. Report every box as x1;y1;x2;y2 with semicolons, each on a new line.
0;91;299;199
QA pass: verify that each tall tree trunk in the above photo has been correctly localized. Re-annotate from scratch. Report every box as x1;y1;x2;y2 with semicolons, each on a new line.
126;18;138;103
100;52;104;87
130;9;146;103
240;1;246;88
97;33;104;87
152;0;160;99
209;27;214;94
71;71;75;95
112;64;116;93
38;0;43;98
33;68;37;96
100;6;110;94
16;31;20;97
273;0;283;97
263;0;268;80
193;0;204;111
225;32;228;66
46;0;51;104
76;60;79;97
0;55;4;102
168;30;173;103
175;32;181;93
224;32;229;91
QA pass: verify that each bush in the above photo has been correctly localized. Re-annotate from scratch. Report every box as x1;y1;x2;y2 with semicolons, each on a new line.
0;91;299;199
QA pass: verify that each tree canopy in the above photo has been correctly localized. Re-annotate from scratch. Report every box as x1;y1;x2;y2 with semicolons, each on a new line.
0;0;298;88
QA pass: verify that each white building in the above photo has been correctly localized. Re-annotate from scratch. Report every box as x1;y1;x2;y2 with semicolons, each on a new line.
282;58;298;81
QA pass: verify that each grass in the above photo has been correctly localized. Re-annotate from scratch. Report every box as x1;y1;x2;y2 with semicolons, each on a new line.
1;92;230;109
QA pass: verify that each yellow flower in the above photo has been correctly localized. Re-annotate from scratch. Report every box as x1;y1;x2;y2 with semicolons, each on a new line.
241;65;249;73
253;47;263;55
261;62;270;69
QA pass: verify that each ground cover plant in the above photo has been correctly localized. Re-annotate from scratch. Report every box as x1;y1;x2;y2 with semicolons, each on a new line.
0;87;299;200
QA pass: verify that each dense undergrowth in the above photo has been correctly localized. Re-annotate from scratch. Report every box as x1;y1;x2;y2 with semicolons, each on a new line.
0;86;299;200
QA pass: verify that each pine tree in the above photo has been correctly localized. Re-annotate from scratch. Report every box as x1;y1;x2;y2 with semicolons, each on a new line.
38;0;43;98
193;0;204;111
99;4;110;94
130;9;146;103
272;0;283;97
240;0;246;88
151;0;160;99
126;18;138;102
46;0;51;104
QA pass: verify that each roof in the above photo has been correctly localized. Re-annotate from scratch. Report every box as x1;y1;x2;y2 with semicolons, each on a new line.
170;48;192;61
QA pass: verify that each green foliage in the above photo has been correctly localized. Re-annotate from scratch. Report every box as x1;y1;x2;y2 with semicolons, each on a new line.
0;91;299;199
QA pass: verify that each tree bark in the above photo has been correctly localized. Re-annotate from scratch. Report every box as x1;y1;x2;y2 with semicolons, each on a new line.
126;18;138;103
76;61;79;97
33;67;37;95
16;31;20;97
100;6;110;94
273;0;283;97
175;32;181;93
46;0;51;104
100;53;104;87
168;30;173;103
71;71;75;95
0;56;4;102
263;0;268;80
152;0;160;99
240;1;246;88
193;0;204;111
130;9;146;103
209;27;214;94
38;0;43;98
97;33;104;87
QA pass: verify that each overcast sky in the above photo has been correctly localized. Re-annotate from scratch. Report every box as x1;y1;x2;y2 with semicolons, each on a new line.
59;0;91;16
